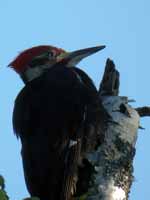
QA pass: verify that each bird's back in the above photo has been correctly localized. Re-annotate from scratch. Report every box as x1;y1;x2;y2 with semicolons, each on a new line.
13;65;103;200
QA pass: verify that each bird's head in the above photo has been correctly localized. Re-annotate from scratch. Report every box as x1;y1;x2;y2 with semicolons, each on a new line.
9;45;105;83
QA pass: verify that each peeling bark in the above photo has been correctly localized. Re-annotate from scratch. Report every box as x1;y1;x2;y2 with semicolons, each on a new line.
82;59;140;200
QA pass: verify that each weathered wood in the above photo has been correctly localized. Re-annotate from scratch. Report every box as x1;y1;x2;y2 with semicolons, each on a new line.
83;59;140;200
99;59;120;96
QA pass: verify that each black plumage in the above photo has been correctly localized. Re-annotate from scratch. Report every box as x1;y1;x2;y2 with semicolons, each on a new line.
12;46;107;200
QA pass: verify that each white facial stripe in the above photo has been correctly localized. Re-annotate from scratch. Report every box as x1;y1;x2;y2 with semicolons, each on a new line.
21;65;51;82
23;67;43;82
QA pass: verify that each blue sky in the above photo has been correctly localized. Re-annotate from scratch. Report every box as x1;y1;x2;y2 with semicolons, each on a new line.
0;1;150;199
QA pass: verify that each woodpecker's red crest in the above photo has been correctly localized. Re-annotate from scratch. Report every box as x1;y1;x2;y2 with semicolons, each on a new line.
9;45;66;73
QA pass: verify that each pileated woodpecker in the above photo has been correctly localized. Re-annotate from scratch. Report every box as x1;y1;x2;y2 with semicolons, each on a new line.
9;45;107;200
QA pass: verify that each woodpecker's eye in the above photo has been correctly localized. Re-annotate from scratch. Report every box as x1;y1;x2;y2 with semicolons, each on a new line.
29;52;52;68
48;51;54;58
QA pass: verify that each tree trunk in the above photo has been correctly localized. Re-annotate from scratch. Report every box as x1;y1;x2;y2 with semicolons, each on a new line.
83;59;140;200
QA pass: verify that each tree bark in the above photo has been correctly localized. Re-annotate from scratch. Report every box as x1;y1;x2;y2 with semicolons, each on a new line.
82;59;140;200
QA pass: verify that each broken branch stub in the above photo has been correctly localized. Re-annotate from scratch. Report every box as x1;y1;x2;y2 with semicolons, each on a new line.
85;59;140;200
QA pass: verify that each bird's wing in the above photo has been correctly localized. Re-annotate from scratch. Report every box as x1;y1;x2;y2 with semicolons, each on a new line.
60;67;99;199
61;138;82;200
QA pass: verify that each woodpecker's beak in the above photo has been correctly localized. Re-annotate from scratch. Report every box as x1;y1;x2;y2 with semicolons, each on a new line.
57;45;105;67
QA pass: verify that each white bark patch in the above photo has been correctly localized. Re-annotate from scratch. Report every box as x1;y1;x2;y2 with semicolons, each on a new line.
111;186;126;200
85;96;140;200
102;96;139;146
69;140;77;148
98;180;126;200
